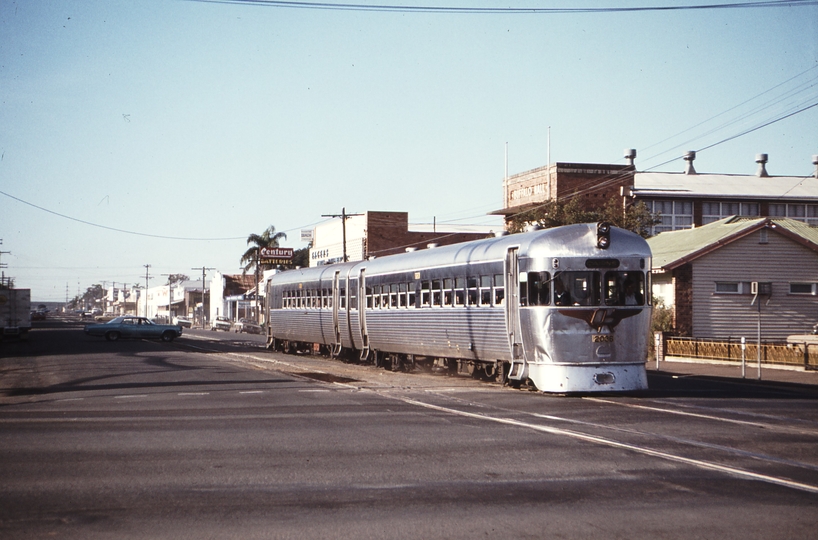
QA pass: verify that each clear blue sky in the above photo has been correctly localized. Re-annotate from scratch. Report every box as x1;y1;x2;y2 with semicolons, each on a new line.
1;0;816;301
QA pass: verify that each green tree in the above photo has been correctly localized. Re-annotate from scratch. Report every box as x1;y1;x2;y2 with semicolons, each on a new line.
506;197;657;238
166;274;189;284
240;226;288;275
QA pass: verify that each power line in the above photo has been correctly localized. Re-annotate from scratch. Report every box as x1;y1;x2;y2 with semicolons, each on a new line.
189;0;818;14
0;189;247;241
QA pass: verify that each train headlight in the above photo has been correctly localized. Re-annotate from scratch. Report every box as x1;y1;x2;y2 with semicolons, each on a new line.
596;222;611;249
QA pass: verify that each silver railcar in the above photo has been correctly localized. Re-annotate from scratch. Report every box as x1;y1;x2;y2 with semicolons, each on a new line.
266;222;651;393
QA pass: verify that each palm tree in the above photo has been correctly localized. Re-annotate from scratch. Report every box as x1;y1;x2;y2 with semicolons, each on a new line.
240;226;288;276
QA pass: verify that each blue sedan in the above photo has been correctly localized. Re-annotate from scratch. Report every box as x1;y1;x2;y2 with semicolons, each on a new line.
84;316;183;342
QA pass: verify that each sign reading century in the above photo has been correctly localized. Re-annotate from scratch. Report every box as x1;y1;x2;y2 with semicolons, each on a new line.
259;247;293;260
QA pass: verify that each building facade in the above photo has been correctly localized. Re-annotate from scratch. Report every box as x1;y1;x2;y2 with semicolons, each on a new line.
648;217;818;340
492;150;818;234
307;211;496;267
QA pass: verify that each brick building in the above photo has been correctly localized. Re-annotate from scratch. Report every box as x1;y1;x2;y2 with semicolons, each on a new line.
491;150;818;234
307;211;496;267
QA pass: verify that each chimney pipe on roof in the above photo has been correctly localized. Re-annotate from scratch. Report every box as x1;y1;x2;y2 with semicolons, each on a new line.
684;151;697;175
624;148;636;166
813;155;818;179
755;154;769;177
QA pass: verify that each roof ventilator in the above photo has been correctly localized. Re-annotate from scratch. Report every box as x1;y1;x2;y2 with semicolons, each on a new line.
683;151;697;175
756;153;769;177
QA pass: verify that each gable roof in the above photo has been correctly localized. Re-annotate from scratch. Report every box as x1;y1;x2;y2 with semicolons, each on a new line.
648;217;818;270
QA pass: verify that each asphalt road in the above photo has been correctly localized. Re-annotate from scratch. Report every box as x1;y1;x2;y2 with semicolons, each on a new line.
1;316;817;539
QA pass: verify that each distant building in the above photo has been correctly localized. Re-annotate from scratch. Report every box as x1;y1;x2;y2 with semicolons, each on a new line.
306;211;496;267
209;272;256;324
648;217;818;340
492;150;818;235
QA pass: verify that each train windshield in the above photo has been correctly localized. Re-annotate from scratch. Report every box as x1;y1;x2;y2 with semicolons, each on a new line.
554;271;601;306
604;271;646;306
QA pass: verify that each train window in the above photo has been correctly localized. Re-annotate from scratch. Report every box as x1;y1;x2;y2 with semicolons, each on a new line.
604;272;645;306
443;278;454;306
327;289;333;309
339;287;346;309
467;277;478;306
494;274;505;306
455;277;465;306
407;283;416;308
480;276;492;306
554;271;600;306
421;281;431;307
366;286;374;309
350;289;357;310
527;272;551;306
399;283;408;307
432;279;442;306
374;285;382;308
390;284;399;308
519;273;528;307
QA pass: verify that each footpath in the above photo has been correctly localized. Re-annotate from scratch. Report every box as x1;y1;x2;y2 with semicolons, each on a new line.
654;356;818;387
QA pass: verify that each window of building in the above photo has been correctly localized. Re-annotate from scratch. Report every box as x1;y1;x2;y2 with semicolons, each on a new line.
714;282;741;294
702;201;760;224
790;283;816;295
646;200;693;234
769;203;818;224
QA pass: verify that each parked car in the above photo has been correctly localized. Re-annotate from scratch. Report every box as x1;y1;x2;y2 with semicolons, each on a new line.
173;316;193;328
234;318;262;334
84;316;183;342
211;316;232;331
94;313;118;322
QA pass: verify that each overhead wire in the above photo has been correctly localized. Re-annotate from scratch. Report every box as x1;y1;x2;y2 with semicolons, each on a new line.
188;0;818;14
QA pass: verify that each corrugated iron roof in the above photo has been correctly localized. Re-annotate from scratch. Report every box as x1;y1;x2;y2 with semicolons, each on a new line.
648;217;818;270
634;172;818;200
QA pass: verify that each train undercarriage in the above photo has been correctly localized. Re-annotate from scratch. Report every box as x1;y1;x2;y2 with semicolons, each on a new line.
267;337;520;387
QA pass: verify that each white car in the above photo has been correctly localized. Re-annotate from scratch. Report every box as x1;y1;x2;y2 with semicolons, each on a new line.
211;316;232;331
173;316;193;328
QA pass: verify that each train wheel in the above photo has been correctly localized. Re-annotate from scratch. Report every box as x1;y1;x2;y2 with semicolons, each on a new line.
390;354;402;372
495;361;508;385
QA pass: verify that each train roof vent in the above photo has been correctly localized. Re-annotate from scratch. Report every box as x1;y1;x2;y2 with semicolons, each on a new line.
405;247;417;252
525;224;541;232
494;230;509;237
427;243;439;249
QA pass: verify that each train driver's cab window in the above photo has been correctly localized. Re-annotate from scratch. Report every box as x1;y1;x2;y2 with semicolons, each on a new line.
526;272;551;306
604;271;645;306
554;271;601;306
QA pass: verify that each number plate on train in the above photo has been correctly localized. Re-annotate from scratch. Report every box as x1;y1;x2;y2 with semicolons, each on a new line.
592;335;614;343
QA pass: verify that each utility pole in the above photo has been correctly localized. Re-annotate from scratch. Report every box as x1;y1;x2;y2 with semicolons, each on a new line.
160;274;174;323
322;207;363;262
143;264;152;318
191;266;215;329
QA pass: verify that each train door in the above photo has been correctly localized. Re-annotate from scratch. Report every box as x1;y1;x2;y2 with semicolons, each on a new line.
358;268;369;360
505;247;527;381
331;270;342;356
